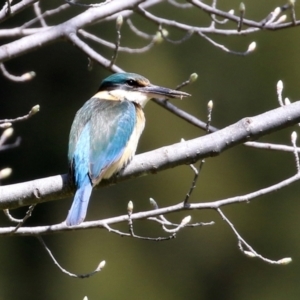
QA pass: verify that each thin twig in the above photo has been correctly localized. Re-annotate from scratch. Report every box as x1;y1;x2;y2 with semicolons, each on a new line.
148;217;214;227
184;158;202;205
0;137;21;151
217;208;291;265
37;235;106;278
198;30;255;56
67;32;123;73
65;0;113;8
126;19;154;39
290;1;297;25
175;73;198;90
103;222;176;241
0;105;39;123
0;64;35;82
167;0;192;9
237;3;245;32
4;204;37;233
79;30;157;54
109;15;122;68
33;2;47;27
159;26;194;44
21;4;69;29
291;132;300;172
5;0;11;15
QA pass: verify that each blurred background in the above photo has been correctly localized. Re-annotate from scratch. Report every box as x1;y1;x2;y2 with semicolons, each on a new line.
1;0;300;299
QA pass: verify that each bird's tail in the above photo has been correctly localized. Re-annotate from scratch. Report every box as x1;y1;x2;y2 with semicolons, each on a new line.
66;175;92;226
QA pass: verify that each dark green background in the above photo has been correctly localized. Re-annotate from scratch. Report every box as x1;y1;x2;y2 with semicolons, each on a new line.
1;0;300;299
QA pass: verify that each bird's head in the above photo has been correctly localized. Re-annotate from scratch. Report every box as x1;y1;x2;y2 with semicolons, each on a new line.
97;72;190;107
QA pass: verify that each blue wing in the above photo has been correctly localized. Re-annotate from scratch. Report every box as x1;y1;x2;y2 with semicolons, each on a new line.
66;98;136;225
88;100;136;182
66;124;92;226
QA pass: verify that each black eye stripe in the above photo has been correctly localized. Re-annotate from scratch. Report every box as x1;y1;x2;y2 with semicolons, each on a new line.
127;79;135;86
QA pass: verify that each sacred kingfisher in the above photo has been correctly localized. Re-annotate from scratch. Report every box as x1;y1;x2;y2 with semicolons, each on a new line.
66;72;190;226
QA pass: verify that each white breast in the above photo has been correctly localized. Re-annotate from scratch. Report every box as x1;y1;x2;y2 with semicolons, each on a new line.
102;105;145;180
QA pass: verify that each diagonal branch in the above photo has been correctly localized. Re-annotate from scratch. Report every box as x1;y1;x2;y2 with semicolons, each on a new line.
1;100;300;210
0;0;146;63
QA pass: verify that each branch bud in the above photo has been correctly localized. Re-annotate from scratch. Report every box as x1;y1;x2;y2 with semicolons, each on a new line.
278;257;292;265
149;198;159;209
277;80;283;92
181;215;191;226
98;260;106;269
2;127;13;139
291;131;297;144
289;0;295;7
116;15;123;31
161;29;168;37
207;100;213;110
127;200;134;213
154;32;163;44
0;168;12;179
239;2;245;13
21;71;36;81
274;7;281;15
247;42;256;52
189;73;198;83
276;15;287;24
29;105;40;116
244;251;256;257
284;97;291;105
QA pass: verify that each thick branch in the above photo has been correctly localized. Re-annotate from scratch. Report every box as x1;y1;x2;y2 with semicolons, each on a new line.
1;100;300;210
1;171;300;236
0;0;145;63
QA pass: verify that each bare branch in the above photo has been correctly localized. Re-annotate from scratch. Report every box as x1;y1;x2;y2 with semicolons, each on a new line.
1;101;300;211
0;0;146;63
0;137;21;151
109;15;123;68
126;19;154;39
1;169;300;237
68;32;123;73
217;208;292;265
65;0;113;8
3;204;37;233
33;2;47;27
79;29;157;54
237;2;245;32
291;131;300;172
159;26;194;44
21;4;70;29
37;235;106;278
0;63;36;82
0;105;40;123
167;0;192;9
103;222;176;241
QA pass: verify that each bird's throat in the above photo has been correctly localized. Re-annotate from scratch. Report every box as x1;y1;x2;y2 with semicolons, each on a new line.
93;90;151;107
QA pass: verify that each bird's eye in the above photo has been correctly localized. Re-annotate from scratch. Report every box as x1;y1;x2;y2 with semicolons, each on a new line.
127;79;136;86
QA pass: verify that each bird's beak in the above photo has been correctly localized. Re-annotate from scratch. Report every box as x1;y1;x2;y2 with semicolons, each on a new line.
140;84;190;100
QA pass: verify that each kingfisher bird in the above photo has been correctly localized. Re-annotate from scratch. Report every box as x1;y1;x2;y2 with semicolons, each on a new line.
65;72;190;226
